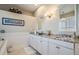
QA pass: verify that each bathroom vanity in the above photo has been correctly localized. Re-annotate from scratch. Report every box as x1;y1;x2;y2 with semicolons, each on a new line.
28;34;79;55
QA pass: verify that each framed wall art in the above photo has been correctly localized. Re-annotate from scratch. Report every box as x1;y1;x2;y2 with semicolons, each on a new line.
2;17;25;26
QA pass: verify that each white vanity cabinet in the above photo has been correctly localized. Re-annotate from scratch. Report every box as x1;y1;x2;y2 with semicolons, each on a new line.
28;34;74;55
28;35;48;54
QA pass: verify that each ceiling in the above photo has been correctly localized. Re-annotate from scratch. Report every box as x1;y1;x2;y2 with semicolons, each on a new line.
15;4;41;12
0;4;59;16
0;4;59;12
0;4;74;17
0;4;41;12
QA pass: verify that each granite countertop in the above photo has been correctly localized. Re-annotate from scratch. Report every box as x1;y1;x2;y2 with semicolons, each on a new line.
33;34;79;43
41;35;79;43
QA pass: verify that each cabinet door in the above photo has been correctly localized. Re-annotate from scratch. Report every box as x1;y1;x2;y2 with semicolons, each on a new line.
29;35;37;48
58;46;74;55
48;40;58;55
34;36;41;53
27;35;32;45
40;38;48;55
35;37;49;55
31;36;39;50
29;36;34;47
29;35;42;53
32;37;37;49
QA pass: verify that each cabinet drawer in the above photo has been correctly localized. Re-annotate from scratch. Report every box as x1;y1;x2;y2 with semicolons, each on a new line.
49;39;74;49
58;45;74;55
48;43;58;55
48;40;74;55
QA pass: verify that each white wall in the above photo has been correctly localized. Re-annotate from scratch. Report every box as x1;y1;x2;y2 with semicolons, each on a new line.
0;10;38;47
39;8;60;34
41;18;60;34
0;10;38;33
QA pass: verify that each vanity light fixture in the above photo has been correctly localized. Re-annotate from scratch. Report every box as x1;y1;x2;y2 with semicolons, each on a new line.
46;13;55;19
